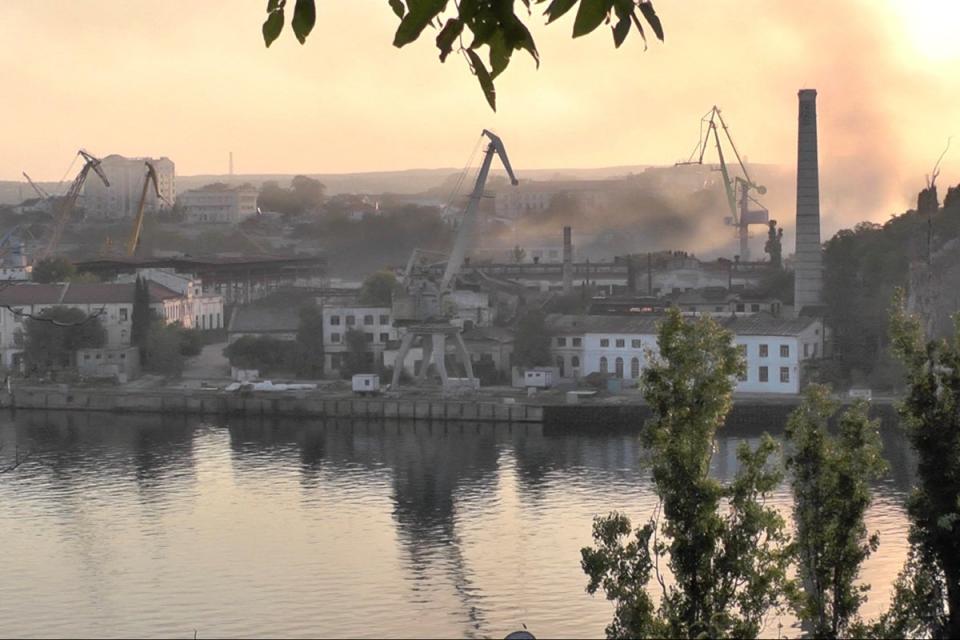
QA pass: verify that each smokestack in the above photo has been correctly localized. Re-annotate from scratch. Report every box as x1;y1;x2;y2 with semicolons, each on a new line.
794;89;823;314
562;226;573;295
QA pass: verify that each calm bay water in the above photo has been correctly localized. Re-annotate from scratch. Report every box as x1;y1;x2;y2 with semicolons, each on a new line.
0;411;915;638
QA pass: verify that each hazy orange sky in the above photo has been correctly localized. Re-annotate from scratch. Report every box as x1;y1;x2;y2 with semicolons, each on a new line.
2;0;959;222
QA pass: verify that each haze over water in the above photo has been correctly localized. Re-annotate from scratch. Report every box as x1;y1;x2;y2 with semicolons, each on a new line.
0;412;914;638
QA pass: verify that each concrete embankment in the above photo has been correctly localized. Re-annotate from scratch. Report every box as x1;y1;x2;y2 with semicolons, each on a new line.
2;386;545;423
0;386;900;430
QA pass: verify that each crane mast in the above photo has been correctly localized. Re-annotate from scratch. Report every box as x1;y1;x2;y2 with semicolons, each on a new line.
38;150;109;261
126;162;162;257
390;130;518;389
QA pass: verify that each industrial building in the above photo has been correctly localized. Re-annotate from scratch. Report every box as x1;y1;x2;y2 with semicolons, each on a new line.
178;184;259;224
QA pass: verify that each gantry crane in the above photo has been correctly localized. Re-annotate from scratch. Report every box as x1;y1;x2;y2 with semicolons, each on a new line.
679;106;769;260
391;129;518;389
37;150;109;261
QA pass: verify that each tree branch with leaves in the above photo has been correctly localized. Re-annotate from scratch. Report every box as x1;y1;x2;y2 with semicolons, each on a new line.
261;0;664;110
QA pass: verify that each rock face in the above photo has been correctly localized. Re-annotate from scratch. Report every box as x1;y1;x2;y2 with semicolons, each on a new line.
794;89;823;314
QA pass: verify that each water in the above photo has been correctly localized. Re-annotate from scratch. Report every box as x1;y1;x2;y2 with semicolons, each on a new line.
0;411;915;638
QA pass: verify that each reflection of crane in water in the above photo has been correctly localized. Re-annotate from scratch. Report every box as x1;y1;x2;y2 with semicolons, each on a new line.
678;106;770;260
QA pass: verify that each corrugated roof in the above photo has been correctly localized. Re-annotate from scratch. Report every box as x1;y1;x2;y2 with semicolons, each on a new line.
0;284;66;305
0;282;181;306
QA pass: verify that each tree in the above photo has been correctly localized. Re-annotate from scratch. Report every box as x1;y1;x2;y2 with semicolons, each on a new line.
31;257;75;283
511;245;527;264
581;309;792;639
143;322;185;377
290;175;326;212
359;271;399;306
785;384;886;639
223;335;292;374
130;276;152;351
24;306;106;373
886;289;960;637
261;0;664;110
513;309;551;367
294;304;324;377
341;328;372;378
764;220;783;269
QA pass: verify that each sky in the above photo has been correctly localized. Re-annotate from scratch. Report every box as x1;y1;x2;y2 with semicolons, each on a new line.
2;0;960;227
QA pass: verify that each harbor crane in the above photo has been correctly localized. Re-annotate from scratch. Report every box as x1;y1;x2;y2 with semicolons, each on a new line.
391;129;518;389
125;161;163;256
37;150;109;261
679;106;769;260
22;172;51;200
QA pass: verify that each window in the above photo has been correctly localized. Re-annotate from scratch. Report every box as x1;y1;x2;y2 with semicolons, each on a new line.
119;308;128;322
615;339;625;348
780;367;790;383
556;356;565;377
365;333;374;343
572;337;582;347
780;344;790;358
600;338;610;347
331;332;341;343
736;303;745;312
804;343;809;358
330;315;341;326
631;339;642;348
120;353;126;360
121;329;128;341
599;356;608;373
571;356;580;368
556;337;567;347
751;304;760;312
759;344;768;358
759;366;769;382
364;315;374;325
615;357;624;378
346;315;356;326
379;332;389;343
715;306;723;312
631;357;640;378
83;354;90;360
379;314;389;325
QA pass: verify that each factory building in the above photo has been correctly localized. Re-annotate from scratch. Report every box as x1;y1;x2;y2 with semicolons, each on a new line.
84;155;175;220
178;184;259;224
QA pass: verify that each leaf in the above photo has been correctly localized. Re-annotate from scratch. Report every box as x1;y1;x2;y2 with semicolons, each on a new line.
388;0;406;19
435;18;463;62
573;0;613;38
262;9;285;47
507;16;540;67
612;14;629;47
267;0;282;12
638;0;664;41
630;11;648;49
394;0;448;48
544;0;577;24
488;30;511;78
466;49;496;111
291;0;316;44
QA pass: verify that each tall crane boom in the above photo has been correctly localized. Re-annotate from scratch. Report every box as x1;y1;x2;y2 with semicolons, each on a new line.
440;129;518;292
126;162;162;256
22;172;50;199
680;106;768;260
38;150;109;261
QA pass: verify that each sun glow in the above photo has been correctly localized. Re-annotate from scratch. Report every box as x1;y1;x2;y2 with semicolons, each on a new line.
894;0;960;61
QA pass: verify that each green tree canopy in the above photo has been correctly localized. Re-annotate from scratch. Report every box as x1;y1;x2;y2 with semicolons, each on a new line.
24;306;106;372
785;384;886;639
294;304;325;377
513;309;552;367
261;0;664;110
31;257;75;283
143;323;185;377
581;309;792;638
359;271;399;306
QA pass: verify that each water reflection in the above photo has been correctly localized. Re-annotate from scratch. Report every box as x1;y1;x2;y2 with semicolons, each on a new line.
0;411;916;638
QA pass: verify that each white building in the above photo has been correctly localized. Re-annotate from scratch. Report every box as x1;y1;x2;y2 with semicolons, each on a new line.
546;314;823;395
179;184;259;224
493;179;620;219
85;155;175;220
321;303;396;375
0;282;197;369
115;268;225;331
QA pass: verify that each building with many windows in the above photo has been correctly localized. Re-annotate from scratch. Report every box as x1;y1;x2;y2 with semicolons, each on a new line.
321;302;396;375
84;155;175;220
545;314;823;394
178;183;259;224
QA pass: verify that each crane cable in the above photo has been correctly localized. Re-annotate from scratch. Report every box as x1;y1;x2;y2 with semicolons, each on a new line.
439;133;484;223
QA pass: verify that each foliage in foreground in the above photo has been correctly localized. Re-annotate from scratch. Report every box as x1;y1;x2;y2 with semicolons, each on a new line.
581;309;792;638
260;0;664;110
786;384;886;639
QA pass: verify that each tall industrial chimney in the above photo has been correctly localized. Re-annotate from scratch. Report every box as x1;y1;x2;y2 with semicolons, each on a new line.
794;89;823;314
562;226;573;295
